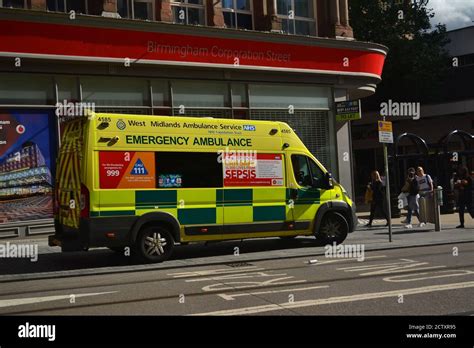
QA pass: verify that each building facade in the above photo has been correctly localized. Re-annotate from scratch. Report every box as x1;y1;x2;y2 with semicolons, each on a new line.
351;26;474;207
0;0;386;237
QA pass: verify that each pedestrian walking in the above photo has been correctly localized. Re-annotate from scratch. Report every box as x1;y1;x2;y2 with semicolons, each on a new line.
415;166;434;194
454;166;473;228
402;168;421;228
366;170;389;227
415;166;433;227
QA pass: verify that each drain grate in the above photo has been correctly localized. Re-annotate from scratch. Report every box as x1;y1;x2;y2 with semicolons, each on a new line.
226;262;253;268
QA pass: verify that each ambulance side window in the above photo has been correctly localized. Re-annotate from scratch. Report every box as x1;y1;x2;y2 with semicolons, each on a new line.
155;152;223;188
291;155;326;189
308;158;326;189
291;155;312;187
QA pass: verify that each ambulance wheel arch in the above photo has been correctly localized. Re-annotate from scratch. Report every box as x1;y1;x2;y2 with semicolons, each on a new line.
313;201;353;244
130;212;181;245
135;225;174;263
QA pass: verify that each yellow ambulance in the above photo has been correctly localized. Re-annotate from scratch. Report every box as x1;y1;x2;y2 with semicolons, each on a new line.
49;113;357;262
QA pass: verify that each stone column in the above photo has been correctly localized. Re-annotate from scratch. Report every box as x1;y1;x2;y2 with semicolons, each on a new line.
330;0;340;26
156;0;173;22
29;0;46;10
207;0;225;27
339;0;348;26
328;0;353;38
337;0;353;38
103;0;117;13
267;0;282;32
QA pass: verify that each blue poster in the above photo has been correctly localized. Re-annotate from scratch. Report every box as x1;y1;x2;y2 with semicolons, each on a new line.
0;110;56;224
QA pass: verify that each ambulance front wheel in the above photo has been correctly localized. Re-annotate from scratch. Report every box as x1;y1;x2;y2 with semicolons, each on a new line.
315;212;348;245
135;226;174;263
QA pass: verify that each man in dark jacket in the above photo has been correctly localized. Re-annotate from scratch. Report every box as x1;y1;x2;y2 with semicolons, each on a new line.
455;166;473;228
366;170;389;227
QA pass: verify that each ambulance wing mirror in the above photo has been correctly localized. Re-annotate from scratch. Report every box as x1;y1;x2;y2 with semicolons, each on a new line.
324;172;334;189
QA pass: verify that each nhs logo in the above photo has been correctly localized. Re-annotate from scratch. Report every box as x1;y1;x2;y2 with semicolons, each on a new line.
243;125;256;131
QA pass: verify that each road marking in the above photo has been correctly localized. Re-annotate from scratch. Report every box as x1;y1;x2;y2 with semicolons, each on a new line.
0;291;117;309
383;269;474;282
314;255;386;265
168;266;264;278
192;281;474;315
218;285;329;301
185;271;287;282
358;218;385;225
337;258;446;276
202;277;306;292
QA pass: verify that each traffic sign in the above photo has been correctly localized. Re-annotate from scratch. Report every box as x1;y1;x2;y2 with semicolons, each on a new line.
378;121;393;143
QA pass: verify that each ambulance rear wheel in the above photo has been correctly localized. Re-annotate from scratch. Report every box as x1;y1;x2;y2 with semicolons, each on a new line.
315;212;348;245
135;226;174;263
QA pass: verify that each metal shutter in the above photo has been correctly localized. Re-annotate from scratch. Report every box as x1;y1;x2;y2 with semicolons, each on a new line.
94;108;152;115
250;110;332;170
173;109;233;118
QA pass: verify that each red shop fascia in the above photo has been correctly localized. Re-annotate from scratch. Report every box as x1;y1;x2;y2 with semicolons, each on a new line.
0;10;387;93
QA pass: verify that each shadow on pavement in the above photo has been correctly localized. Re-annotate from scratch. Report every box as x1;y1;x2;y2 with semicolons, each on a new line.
374;229;438;235
0;237;322;276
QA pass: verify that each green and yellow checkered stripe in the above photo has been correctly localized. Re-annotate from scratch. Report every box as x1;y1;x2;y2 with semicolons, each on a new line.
95;187;322;225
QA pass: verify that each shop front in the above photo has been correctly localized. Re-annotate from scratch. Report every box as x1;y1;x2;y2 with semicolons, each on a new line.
0;10;386;237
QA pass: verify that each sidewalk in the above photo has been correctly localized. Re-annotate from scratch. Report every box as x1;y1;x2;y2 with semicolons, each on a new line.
350;211;473;249
0;213;472;282
1;213;472;256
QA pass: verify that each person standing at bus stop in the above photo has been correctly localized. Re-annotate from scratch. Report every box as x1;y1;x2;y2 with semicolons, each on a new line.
366;170;389;227
415;166;434;194
415;166;433;226
455;166;473;228
403;168;421;228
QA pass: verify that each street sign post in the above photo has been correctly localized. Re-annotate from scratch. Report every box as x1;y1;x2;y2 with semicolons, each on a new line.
378;119;393;242
378;120;393;143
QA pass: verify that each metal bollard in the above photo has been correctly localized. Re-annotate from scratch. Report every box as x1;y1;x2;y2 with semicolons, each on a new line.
433;186;442;231
436;186;443;206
